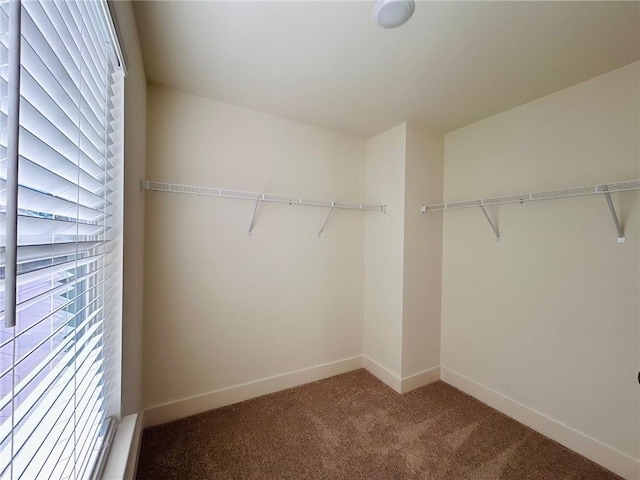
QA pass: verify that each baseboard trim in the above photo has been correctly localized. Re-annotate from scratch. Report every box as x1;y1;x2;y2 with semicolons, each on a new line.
441;367;640;480
400;366;440;393
143;356;363;428
362;355;402;392
361;357;441;394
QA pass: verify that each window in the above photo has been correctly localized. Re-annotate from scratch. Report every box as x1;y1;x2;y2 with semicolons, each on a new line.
0;0;124;478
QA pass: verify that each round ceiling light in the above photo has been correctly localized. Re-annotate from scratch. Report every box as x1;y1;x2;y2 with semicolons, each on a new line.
373;0;415;29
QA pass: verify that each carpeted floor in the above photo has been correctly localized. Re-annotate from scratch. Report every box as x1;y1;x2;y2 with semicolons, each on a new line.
136;369;621;479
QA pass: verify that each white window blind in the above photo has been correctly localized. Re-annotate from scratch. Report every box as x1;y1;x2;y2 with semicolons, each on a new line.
0;0;124;478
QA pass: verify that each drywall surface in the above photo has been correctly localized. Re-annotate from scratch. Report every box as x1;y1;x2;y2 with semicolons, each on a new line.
401;123;444;377
442;62;639;460
363;123;407;378
112;0;146;417
143;85;366;408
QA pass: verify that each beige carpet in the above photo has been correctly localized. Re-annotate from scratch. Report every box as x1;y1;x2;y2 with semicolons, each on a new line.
137;369;621;479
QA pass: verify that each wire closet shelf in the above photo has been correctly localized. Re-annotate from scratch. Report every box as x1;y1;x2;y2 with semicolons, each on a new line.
140;179;386;236
421;179;640;243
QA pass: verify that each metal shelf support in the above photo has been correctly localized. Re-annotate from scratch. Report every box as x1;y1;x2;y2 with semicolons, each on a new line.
602;186;625;244
317;202;335;237
480;206;500;241
248;195;263;236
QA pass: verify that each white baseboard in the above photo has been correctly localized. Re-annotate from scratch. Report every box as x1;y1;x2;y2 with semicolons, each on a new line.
400;366;440;393
362;355;402;392
143;356;363;428
441;367;640;480
362;356;441;394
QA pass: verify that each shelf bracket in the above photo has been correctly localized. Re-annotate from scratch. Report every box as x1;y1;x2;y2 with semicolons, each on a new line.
480;205;500;241
317;202;335;237
602;187;625;244
248;195;263;236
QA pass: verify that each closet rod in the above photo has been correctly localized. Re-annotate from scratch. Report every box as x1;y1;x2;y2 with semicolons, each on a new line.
140;180;386;213
422;180;640;212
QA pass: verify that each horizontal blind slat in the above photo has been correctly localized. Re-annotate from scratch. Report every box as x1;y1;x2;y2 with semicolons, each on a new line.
0;310;103;418
8;349;104;479
18;98;106;177
23;0;108;114
0;266;109;341
12;365;102;479
9;252;103;288
2;182;106;223
17;127;109;194
12;276;112;345
41;339;105;480
20;6;107;128
0;320;103;455
13;291;107;368
18;67;105;154
16;155;106;209
15;33;106;140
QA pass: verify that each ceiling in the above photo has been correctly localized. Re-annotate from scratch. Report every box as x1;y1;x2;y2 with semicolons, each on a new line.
133;1;639;139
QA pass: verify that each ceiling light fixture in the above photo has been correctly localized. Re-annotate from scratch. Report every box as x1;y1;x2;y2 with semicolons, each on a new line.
373;0;415;29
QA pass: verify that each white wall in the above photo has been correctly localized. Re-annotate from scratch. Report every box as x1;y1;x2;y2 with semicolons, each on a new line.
143;85;367;409
441;62;639;465
363;122;444;390
401;123;443;378
111;0;146;418
363;124;407;382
